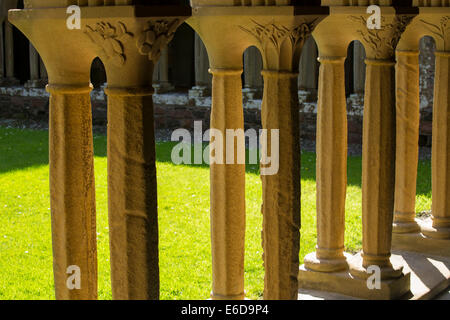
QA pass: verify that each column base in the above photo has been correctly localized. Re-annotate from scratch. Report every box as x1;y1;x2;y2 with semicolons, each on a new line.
299;252;410;300
349;253;404;280
421;218;450;240
153;82;174;94
298;89;317;103
25;79;47;88
393;220;421;234
210;292;246;300
188;86;211;98
392;219;450;256
303;252;351;273
242;88;262;100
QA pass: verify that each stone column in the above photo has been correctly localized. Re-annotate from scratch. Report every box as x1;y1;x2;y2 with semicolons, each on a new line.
261;70;300;300
40;56;48;81
298;37;319;102
47;83;98;300
0;22;4;79
393;51;421;234
209;68;246;300
304;57;349;273
351;59;402;279
4;21;17;84
153;48;174;94
353;42;366;94
105;83;160;300
423;52;450;239
243;46;263;100
26;43;43;88
189;33;211;97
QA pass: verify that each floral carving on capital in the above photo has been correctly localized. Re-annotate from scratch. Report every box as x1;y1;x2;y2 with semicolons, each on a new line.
84;21;134;66
136;19;180;62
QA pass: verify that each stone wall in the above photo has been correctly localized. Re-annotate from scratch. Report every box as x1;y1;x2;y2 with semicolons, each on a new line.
0;86;367;144
0;81;437;146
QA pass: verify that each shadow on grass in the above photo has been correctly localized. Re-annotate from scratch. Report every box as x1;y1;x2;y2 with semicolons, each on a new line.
0;126;432;197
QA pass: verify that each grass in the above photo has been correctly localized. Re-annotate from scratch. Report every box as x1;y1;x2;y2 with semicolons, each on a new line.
0;126;432;300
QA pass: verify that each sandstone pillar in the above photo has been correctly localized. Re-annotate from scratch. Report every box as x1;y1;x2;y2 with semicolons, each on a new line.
393;51;421;234
26;43;44;88
351;59;402;279
153;48;174;94
353;42;366;94
423;52;450;239
243;47;263;100
40;56;48;81
189;33;211;97
0;22;4;79
304;57;348;273
105;82;159;300
47;83;98;300
298;37;319;102
209;68;246;300
4;21;17;83
260;70;300;300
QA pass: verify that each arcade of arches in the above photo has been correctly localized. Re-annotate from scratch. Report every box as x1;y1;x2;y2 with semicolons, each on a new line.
2;0;450;300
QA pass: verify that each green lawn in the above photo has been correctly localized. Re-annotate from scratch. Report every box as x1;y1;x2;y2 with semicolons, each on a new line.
0;126;432;300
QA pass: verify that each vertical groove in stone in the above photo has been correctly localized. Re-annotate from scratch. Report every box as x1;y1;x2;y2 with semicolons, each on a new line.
107;90;159;300
261;71;300;300
361;60;396;269
209;69;246;300
394;51;421;234
49;88;98;300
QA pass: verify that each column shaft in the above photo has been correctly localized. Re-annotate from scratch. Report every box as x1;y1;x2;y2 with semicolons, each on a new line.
353;42;366;94
5;21;14;79
0;22;4;78
243;47;263;99
106;86;159;300
153;48;173;94
357;59;401;278
426;52;450;239
261;70;300;300
29;43;39;80
394;51;421;234
189;34;211;97
298;38;319;91
47;84;98;300
209;68;246;300
304;57;348;272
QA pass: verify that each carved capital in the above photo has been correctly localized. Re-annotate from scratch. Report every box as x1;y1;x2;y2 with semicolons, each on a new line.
136;19;181;62
349;15;414;59
420;16;450;51
240;19;316;70
84;21;134;67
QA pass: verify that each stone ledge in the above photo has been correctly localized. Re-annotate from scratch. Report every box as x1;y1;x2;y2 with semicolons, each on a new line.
298;256;411;300
298;251;450;300
392;219;450;257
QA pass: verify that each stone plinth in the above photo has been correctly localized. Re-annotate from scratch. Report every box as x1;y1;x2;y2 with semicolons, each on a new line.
299;253;411;300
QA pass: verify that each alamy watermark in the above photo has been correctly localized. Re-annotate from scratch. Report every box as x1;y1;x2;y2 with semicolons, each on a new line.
66;5;81;30
366;265;381;290
171;121;279;176
367;5;382;30
66;265;81;290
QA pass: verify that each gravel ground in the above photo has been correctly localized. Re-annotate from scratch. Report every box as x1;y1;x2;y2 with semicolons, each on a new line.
0;118;433;160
